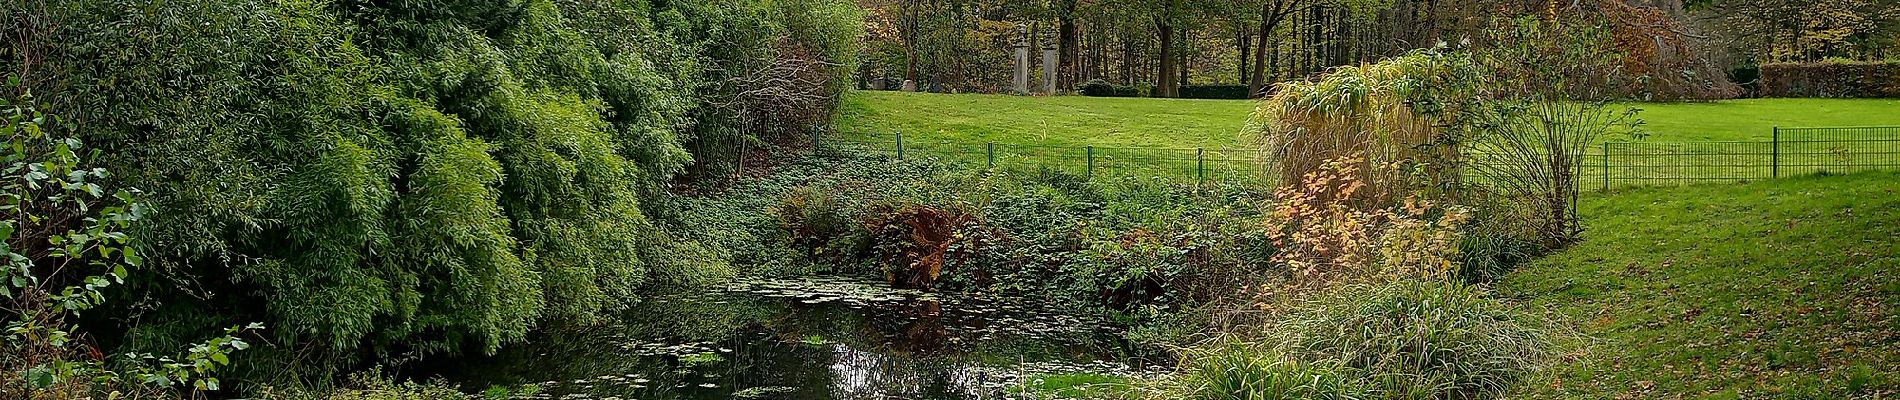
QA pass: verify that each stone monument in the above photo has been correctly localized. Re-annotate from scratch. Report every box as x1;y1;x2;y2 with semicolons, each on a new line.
1040;32;1058;95
1012;23;1030;95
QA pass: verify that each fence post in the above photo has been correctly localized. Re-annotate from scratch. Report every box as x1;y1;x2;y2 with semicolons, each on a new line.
1601;142;1610;192
1085;146;1094;178
987;142;995;167
1772;127;1780;178
895;131;904;160
1197;148;1205;185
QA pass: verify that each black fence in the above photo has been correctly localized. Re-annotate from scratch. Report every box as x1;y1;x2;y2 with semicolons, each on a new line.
817;126;1900;191
819;134;1278;184
1594;126;1900;189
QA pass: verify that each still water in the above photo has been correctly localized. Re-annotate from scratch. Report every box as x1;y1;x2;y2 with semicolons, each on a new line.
428;276;1165;399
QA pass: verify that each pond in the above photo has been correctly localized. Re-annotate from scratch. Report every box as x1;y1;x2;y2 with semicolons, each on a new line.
424;276;1168;399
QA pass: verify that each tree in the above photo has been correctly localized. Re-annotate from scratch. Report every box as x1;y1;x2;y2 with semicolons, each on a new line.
1155;0;1185;96
1702;0;1900;62
1469;15;1642;247
1248;0;1330;95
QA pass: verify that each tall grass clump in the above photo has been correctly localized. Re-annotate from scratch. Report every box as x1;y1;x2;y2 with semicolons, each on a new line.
1274;280;1554;398
1162;342;1361;400
1156;281;1554;400
1249;49;1482;204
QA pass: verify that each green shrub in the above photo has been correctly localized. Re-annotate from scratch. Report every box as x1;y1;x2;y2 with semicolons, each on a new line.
1166;342;1361;400
1760;61;1900;98
252;370;483;400
1274;280;1554;399
1178;85;1252;99
4;0;865;389
773;185;872;265
1080;79;1142;97
1154;281;1553;400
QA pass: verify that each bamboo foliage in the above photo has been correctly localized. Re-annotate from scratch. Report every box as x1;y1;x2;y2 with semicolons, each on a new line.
1;0;864;383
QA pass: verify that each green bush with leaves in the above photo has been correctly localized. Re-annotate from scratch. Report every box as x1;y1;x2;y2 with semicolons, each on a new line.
1274;280;1553;399
2;0;863;388
1157;281;1555;400
0;92;263;399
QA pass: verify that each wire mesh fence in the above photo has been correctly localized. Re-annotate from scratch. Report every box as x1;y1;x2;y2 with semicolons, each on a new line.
817;126;1900;191
819;132;1278;185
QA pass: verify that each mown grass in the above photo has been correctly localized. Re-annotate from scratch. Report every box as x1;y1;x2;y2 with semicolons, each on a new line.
1013;373;1135;398
1501;171;1900;398
1634;98;1900;142
836;91;1257;149
838;91;1900;149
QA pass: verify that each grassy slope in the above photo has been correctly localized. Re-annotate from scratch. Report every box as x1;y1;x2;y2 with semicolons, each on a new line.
1502;172;1900;398
838;91;1900;148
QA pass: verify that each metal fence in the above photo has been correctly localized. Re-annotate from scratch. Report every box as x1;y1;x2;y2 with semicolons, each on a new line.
818;126;1900;191
819;134;1278;184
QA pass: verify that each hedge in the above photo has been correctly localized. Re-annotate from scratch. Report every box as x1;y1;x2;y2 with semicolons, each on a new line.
1760;61;1900;98
1080;79;1142;97
1179;84;1253;99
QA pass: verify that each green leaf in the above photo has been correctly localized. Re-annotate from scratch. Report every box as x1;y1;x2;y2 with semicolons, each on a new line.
25;366;55;388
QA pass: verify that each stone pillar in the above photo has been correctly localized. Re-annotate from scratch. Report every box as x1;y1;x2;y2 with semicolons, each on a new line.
1012;41;1030;95
1041;39;1058;94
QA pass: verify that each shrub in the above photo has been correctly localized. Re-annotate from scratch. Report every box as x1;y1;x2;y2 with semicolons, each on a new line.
1248;49;1482;204
1262;156;1471;297
773;186;871;265
1759;61;1900;98
864;202;990;290
1164;342;1362;400
1469;16;1642;247
4;0;867;385
1080;79;1141;97
1178;85;1252;99
2;93;260;399
1272;280;1554;399
1154;281;1554;400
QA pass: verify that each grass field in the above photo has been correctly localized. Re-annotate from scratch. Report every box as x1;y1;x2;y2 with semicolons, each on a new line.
835;91;1258;149
834;91;1900;183
1501;171;1900;398
837;90;1900;149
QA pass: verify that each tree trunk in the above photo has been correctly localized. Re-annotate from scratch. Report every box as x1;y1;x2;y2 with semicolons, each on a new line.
1157;21;1177;97
1249;0;1276;96
1059;13;1079;91
1109;31;1124;84
1237;30;1251;85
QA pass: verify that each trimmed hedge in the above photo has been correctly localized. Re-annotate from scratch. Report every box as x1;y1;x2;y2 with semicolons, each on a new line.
1760;62;1900;98
1079;79;1141;97
1179;84;1252;99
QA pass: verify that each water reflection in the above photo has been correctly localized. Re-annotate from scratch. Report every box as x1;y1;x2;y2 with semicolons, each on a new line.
422;277;1165;400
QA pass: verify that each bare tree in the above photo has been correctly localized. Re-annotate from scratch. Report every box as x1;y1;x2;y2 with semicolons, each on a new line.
1469;15;1642;247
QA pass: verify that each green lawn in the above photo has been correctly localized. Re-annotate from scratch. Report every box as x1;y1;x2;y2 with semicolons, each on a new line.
1634;98;1900;142
838;91;1900;148
836;90;1258;149
1501;171;1900;398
